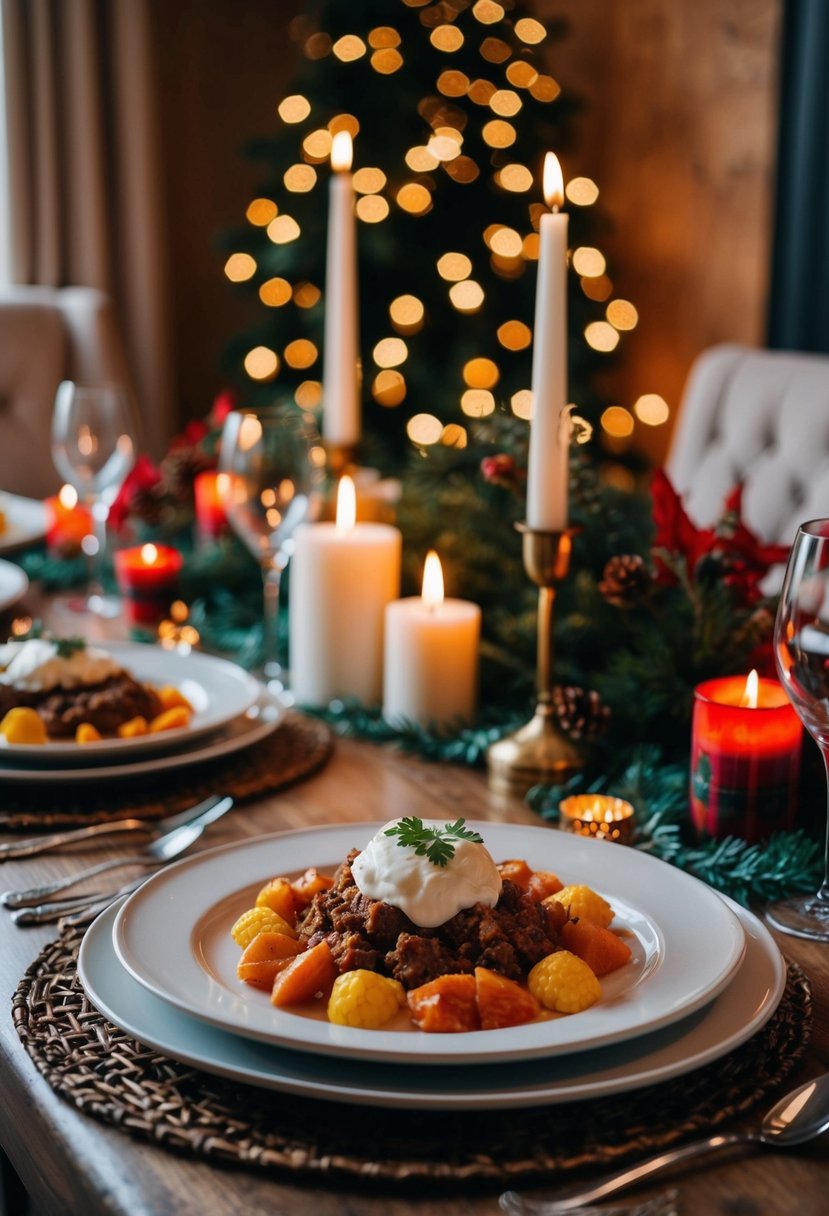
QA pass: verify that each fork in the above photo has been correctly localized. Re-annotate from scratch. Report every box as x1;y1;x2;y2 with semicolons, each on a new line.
499;1187;679;1216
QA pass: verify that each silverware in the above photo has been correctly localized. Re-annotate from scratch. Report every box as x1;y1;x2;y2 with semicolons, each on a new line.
11;874;149;926
499;1191;678;1216
499;1073;829;1213
7;794;234;925
2;794;233;908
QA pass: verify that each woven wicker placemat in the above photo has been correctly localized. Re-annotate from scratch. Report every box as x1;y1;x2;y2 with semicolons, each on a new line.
12;925;812;1187
0;712;332;831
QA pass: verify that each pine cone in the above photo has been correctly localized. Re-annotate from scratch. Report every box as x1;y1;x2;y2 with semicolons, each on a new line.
598;554;650;607
126;483;169;526
553;686;611;741
163;447;213;501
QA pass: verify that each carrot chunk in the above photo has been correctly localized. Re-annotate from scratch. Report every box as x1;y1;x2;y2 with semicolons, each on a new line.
255;877;299;925
497;859;533;892
270;940;336;1007
290;867;334;908
474;966;540;1029
560;918;632;977
237;932;303;989
526;869;564;901
407;973;480;1033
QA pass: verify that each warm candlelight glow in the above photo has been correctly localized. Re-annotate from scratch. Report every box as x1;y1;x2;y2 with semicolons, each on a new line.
331;130;353;173
421;549;444;610
140;543;159;565
542;151;564;211
559;795;635;843
335;474;357;532
58;483;78;509
740;669;759;709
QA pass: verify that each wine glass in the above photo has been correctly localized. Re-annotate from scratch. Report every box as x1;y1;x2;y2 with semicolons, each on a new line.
769;518;829;939
218;405;323;697
51;380;138;617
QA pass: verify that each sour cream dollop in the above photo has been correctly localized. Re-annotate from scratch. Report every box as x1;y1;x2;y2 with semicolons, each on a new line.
0;640;122;693
351;818;502;928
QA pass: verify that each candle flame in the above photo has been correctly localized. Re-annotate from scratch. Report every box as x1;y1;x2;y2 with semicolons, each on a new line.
421;549;444;610
141;543;158;564
331;130;353;173
543;151;565;211
336;474;356;532
740;669;759;709
58;483;78;509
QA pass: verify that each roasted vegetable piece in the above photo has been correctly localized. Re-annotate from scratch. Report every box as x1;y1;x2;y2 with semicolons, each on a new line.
526;869;564;901
149;705;191;733
255;877;298;924
231;906;297;948
328;969;406;1028
75;722;102;744
116;716;149;738
291;867;334;908
407;973;480;1033
237;932;304;989
547;884;614;928
474;966;540;1029
271;940;336;1007
497;859;534;891
528;950;602;1013
560;918;632;976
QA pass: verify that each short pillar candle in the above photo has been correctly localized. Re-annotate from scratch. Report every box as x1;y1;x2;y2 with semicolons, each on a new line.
193;470;228;541
690;672;803;843
44;484;93;555
113;543;184;625
383;551;481;729
558;795;635;844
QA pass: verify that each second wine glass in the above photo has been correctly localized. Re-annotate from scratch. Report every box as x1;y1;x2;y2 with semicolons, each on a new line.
218;406;323;697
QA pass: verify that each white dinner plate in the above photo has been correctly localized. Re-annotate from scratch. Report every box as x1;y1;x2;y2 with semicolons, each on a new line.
81;895;782;1109
0;494;47;555
113;823;745;1066
0;686;283;784
0;559;28;612
0;642;260;764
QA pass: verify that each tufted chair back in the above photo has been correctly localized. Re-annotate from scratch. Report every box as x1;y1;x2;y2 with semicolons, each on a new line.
666;343;829;547
0;286;133;499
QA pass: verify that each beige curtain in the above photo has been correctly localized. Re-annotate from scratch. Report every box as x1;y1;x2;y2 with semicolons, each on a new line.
1;0;173;456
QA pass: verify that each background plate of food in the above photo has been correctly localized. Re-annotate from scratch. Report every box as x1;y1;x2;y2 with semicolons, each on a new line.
0;559;28;612
0;493;47;555
0;638;260;764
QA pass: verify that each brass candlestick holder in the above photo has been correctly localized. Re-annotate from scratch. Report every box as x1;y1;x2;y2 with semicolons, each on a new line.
487;524;587;796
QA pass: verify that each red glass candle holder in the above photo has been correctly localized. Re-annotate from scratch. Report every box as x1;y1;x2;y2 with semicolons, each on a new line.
114;543;184;624
194;470;228;541
44;486;93;556
690;674;803;842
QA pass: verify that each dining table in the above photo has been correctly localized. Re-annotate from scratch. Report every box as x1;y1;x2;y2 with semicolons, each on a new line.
0;585;828;1216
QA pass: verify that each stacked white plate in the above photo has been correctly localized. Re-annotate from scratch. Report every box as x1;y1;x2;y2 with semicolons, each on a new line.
0;642;284;784
78;822;787;1110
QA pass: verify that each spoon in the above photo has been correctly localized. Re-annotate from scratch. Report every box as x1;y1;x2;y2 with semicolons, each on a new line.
499;1072;829;1214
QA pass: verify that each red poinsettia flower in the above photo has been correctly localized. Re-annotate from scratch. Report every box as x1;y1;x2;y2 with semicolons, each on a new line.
168;419;209;450
650;468;716;582
108;454;163;531
209;388;237;427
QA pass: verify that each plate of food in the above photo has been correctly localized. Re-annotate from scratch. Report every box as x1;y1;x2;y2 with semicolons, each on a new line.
0;638;260;763
0;560;28;612
112;820;746;1065
81;894;784;1108
0;494;47;555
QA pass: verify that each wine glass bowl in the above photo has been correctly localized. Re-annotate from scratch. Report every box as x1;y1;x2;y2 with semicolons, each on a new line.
769;518;829;940
218;406;322;695
51;380;138;616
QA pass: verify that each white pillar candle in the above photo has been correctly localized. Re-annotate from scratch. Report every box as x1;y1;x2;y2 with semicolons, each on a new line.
290;475;400;706
526;151;569;532
383;551;481;729
322;130;360;448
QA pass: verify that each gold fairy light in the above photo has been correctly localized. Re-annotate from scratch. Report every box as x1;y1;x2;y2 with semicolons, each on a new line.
431;25;464;52
304;33;331;60
444;157;479;182
572;246;607;277
371;49;403;74
489;226;522;257
585;321;620;352
463;357;499;388
497;164;533;192
295;380;322;408
437;251;472;281
246;198;277;226
244;346;279;380
581;274;613;302
511;389;533;419
353;167;386;194
396;182;433;214
607;299;639;330
368;26;401;48
601;406;634;437
406;145;440;172
523;233;540;260
356;195;390;222
407;414;443;445
284;339;318;368
529;75;561;103
302;129;332;162
497;320;532;350
468;79;496;105
284;164;317;192
490;253;524;279
293;281;321;308
372;370;407;406
480;38;511;64
634;394;670;426
567;177;600;206
278;95;311;123
437;70;470;97
259;277;292;307
449;280;484;311
329;114;360;136
473;0;505;22
267;215;300;244
482;119;516;147
332;35;367;61
428;131;462;161
490;89;522;116
515;18;546;44
461;389;495;417
441;424;467;448
389;294;425;332
506;62;538;89
224;253;256;282
373;337;408;367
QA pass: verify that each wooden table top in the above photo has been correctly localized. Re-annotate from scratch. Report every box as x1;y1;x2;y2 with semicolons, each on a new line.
0;605;827;1214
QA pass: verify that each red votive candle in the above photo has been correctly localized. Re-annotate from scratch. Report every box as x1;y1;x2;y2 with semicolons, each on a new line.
44;485;93;556
194;470;228;540
114;543;184;624
690;672;803;842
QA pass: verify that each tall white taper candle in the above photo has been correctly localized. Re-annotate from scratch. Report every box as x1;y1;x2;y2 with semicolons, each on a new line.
322;130;360;448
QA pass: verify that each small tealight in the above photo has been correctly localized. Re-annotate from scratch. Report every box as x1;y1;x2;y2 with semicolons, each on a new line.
558;795;635;844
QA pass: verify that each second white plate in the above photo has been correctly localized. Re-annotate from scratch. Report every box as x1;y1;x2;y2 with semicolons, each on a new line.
113;822;746;1066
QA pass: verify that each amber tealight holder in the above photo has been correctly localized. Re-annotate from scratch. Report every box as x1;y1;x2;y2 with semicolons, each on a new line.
558;794;636;844
487;525;587;795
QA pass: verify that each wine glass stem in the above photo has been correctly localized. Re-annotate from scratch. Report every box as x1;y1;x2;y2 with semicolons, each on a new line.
88;498;109;595
261;563;283;682
817;746;829;904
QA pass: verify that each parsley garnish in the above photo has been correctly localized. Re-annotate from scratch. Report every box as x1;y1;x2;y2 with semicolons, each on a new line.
54;637;86;658
384;816;484;868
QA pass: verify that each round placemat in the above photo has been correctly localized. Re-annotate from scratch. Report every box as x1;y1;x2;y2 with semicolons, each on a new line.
0;713;332;831
12;925;812;1186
